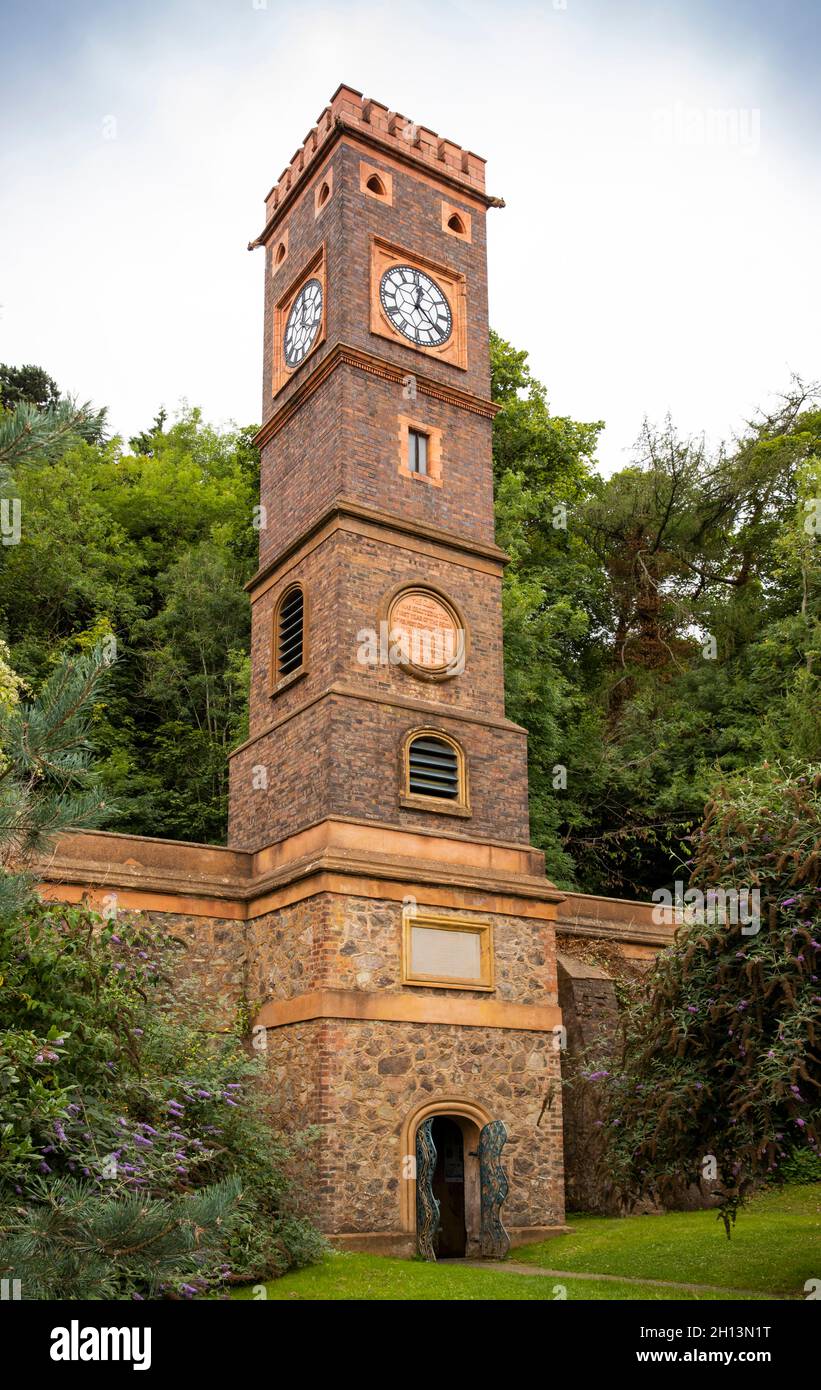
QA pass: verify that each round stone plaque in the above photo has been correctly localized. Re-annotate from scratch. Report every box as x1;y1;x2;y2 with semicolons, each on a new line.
388;588;464;677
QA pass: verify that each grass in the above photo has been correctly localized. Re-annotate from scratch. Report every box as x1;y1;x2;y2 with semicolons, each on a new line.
232;1253;764;1301
515;1183;820;1297
232;1185;817;1302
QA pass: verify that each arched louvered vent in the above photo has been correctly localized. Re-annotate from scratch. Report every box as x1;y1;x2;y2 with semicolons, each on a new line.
407;735;460;800
277;585;304;679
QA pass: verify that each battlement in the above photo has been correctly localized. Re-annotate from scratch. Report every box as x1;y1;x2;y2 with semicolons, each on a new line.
258;84;490;237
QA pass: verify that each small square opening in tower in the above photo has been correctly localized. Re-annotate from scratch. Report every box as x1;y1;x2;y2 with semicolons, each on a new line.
408;429;428;476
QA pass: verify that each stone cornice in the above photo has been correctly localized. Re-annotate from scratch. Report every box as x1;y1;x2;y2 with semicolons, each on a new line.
229;683;528;759
246;498;508;597
254;988;559;1034
37;851;564;922
253;341;499;453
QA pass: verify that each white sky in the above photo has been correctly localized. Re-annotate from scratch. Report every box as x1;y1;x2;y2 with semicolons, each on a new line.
1;0;819;473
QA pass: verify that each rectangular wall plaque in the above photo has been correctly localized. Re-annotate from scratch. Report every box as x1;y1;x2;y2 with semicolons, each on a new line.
401;911;494;991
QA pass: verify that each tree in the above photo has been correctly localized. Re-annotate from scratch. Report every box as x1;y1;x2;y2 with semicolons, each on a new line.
595;764;820;1232
0;397;106;487
0;641;115;917
129;406;168;457
490;331;604;883
0;408;258;845
0;363;61;410
562;385;821;894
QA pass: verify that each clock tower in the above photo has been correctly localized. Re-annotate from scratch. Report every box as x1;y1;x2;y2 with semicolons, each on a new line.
229;86;566;1255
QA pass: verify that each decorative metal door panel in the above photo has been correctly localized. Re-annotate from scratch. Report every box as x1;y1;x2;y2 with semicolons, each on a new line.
478;1119;510;1259
415;1117;440;1261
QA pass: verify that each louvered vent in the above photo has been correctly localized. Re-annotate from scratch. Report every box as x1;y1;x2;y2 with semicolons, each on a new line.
408;736;459;800
277;586;304;678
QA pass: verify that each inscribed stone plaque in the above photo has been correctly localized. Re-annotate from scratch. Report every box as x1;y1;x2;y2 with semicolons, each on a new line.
410;925;482;981
390;590;459;671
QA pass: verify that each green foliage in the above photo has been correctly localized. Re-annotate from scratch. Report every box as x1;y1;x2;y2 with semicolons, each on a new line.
592;765;820;1231
490;350;821;893
0;641;115;916
0;364;61;411
0;1175;242;1301
0;397;106;487
0;408;258;844
0;900;325;1297
490;331;604;883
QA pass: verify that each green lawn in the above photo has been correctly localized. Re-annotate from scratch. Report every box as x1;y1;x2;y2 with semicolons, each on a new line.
516;1183;819;1297
233;1185;817;1301
232;1253;764;1301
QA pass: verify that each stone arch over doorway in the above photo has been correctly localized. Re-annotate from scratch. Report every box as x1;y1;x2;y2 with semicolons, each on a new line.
400;1096;493;1257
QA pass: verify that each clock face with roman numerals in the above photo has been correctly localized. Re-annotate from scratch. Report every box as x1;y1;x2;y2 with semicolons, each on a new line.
283;278;323;368
379;265;453;348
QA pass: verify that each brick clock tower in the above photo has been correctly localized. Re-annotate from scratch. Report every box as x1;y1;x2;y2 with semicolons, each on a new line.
228;86;565;1256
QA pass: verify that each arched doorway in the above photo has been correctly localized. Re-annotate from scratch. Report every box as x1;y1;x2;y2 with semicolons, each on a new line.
430;1116;467;1257
401;1097;492;1260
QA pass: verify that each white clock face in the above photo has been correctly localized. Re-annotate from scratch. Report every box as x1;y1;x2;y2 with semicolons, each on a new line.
380;265;452;347
283;278;323;368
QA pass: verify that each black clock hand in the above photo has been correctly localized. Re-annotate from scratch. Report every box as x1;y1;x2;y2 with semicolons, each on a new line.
413;286;436;328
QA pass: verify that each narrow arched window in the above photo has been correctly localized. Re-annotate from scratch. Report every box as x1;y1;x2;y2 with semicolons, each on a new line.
272;584;305;688
404;731;466;809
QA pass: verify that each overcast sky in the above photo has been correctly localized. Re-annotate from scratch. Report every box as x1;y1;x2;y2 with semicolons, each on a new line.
1;0;818;472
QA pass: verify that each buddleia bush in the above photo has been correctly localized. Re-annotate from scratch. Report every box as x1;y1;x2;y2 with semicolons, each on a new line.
0;900;325;1297
594;764;820;1233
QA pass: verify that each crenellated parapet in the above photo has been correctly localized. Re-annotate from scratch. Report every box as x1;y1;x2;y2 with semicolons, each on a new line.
251;83;497;248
